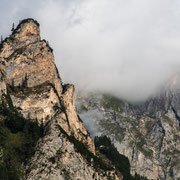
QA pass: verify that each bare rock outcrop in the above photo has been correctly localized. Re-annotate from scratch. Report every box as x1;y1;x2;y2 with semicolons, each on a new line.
26;117;121;180
0;19;62;94
0;18;95;154
0;18;126;179
77;78;180;180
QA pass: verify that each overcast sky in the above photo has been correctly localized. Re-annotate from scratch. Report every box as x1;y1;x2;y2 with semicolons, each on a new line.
1;0;180;101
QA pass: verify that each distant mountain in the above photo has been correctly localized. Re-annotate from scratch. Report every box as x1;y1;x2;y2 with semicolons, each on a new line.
77;77;180;179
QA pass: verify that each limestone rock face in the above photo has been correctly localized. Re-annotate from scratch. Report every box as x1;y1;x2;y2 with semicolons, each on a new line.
61;84;95;153
0;18;108;178
10;84;59;121
0;19;62;95
0;18;94;153
26;118;122;180
77;78;180;180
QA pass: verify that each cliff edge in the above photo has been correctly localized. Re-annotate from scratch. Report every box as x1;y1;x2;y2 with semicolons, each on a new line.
0;19;123;179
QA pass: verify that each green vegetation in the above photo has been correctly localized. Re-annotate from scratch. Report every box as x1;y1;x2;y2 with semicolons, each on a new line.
0;86;151;179
145;121;153;131
7;81;51;99
99;120;126;142
101;94;124;112
95;135;131;179
22;73;28;87
130;126;153;158
94;135;148;180
0;90;43;179
56;125;114;172
145;119;156;133
99;94;153;158
162;115;173;127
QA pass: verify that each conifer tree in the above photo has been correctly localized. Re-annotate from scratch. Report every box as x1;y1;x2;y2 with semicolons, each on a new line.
11;23;15;32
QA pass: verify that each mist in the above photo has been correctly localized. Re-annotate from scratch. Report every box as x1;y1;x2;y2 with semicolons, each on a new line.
79;110;103;138
1;0;180;101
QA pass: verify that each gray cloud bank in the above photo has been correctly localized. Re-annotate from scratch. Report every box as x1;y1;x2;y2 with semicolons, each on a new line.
1;0;180;101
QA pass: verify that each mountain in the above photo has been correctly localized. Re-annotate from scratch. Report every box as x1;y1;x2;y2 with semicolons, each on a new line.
1;18;178;180
77;76;180;180
0;18;126;180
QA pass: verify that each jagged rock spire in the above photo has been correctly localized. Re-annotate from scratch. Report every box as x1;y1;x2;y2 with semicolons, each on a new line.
0;18;95;154
12;18;40;41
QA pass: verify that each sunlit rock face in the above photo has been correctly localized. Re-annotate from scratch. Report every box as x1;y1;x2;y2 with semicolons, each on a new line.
0;19;120;180
26;116;122;180
0;19;62;94
0;18;95;153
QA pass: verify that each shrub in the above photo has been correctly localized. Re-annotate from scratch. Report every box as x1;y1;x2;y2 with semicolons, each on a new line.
94;135;131;179
94;136;148;180
0;90;43;179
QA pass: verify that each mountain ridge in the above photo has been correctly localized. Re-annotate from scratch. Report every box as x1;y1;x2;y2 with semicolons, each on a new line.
77;77;180;179
0;18;125;179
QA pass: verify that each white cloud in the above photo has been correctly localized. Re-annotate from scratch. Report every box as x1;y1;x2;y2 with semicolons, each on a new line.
1;0;180;101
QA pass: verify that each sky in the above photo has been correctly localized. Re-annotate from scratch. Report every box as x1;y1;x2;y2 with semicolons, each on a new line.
1;0;180;101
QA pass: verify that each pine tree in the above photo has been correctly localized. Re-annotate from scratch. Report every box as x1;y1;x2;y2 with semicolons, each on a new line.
22;74;28;87
11;23;15;32
1;35;3;43
11;79;15;91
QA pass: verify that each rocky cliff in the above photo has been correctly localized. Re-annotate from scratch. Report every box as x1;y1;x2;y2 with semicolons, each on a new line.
0;18;94;153
0;19;123;180
77;77;180;180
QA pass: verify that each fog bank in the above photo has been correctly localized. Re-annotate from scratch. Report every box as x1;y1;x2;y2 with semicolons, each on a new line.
1;0;180;101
